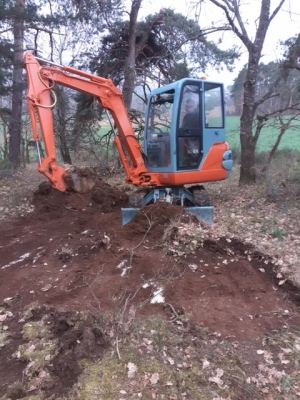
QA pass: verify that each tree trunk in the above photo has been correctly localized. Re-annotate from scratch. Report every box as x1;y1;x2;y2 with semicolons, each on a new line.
122;0;142;111
58;126;72;165
60;144;72;164
239;52;260;184
55;88;72;164
9;0;25;169
238;0;276;185
122;1;165;111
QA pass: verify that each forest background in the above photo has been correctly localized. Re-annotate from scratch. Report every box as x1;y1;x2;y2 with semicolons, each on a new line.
0;0;300;184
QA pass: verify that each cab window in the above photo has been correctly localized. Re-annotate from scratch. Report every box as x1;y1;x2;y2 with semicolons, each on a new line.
204;83;224;128
145;90;174;168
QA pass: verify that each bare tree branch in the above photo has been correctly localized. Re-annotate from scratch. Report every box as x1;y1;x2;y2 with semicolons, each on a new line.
269;0;286;22
208;0;252;49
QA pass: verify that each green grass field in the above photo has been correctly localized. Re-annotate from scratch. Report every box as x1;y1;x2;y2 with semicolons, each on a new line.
100;117;300;155
226;116;300;153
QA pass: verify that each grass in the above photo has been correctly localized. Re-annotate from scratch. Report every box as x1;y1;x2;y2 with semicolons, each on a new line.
3;299;300;399
76;315;256;400
67;311;300;399
271;226;287;239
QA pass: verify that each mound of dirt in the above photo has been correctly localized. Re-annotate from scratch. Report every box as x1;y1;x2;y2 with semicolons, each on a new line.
33;177;129;216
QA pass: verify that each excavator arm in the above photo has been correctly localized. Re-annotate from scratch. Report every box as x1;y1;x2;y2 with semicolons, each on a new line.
24;51;156;191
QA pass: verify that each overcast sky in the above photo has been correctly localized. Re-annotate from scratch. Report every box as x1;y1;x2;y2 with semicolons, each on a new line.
139;0;300;85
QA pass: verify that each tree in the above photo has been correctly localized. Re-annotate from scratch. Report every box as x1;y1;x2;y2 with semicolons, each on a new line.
9;0;25;168
283;34;300;71
0;36;13;163
231;58;300;171
122;0;142;110
205;0;286;184
231;61;300;116
0;0;57;167
230;65;247;116
88;7;238;109
53;86;73;164
29;0;109;166
65;3;238;157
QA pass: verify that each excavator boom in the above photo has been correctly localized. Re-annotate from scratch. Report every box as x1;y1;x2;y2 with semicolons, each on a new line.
24;51;156;191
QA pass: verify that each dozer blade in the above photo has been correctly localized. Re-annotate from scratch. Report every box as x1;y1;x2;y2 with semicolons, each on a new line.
121;208;140;225
184;206;214;224
121;206;214;226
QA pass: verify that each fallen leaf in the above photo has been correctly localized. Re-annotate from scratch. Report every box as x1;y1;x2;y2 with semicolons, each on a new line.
202;359;210;369
24;360;36;376
263;351;273;364
278;280;286;285
150;373;159;385
264;394;274;400
41;284;52;292
281;348;292;354
208;368;225;389
127;362;137;379
27;344;36;354
277;353;290;364
168;357;175;365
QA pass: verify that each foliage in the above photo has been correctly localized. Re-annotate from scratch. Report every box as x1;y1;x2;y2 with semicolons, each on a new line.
0;39;13;97
0;0;70;167
88;8;239;86
231;61;300;117
282;33;300;72
271;226;286;239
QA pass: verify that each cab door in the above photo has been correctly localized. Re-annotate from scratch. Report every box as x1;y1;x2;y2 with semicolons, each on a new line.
177;83;203;170
202;82;226;158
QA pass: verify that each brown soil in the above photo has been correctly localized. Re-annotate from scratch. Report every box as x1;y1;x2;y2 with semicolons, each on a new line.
1;177;300;398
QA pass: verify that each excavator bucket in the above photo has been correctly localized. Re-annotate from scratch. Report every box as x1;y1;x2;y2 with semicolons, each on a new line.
63;166;98;193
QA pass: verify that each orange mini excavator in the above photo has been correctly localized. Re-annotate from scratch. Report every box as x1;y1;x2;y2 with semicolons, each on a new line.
24;51;232;224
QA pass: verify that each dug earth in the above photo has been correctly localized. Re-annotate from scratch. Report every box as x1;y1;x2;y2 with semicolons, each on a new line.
1;176;300;398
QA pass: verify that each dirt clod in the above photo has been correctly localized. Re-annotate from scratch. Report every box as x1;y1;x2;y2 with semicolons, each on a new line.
6;382;27;400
